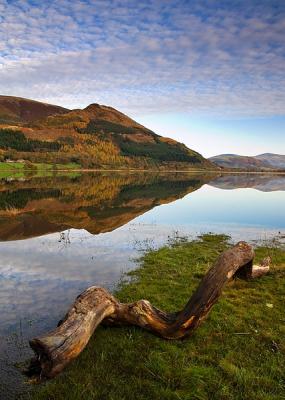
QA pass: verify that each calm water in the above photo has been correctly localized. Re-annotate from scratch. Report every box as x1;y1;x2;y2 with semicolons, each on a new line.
0;172;285;398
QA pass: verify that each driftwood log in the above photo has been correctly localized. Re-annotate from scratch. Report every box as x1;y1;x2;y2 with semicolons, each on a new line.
29;241;270;378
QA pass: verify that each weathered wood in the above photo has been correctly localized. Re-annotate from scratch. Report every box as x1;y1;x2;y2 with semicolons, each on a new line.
29;241;270;378
252;256;271;278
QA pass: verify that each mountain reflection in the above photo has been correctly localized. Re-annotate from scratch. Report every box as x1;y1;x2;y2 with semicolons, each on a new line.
0;172;214;241
0;171;284;399
208;174;285;192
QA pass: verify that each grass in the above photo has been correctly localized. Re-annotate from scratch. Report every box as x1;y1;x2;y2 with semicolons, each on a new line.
0;162;81;179
0;162;26;178
0;161;25;170
25;234;285;400
0;161;80;170
34;162;81;170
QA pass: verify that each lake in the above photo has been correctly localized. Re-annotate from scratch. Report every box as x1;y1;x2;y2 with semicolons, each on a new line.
0;171;285;398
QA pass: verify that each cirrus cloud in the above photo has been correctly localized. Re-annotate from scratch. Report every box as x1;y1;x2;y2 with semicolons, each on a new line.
0;0;284;117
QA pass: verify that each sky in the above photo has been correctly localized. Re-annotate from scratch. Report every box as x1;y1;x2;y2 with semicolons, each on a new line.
0;0;284;157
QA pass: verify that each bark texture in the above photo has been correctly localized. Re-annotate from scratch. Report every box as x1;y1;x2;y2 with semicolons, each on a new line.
29;241;270;378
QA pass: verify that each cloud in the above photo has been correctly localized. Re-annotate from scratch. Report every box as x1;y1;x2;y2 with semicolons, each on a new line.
0;227;137;332
0;0;284;117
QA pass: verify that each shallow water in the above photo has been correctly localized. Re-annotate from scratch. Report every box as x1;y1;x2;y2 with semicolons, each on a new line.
0;172;284;398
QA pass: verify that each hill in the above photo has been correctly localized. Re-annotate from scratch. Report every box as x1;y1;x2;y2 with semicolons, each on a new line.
255;153;285;169
0;95;69;125
209;153;285;171
0;96;216;170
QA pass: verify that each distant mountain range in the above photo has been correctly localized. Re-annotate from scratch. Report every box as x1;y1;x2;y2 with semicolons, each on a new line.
209;153;285;171
0;95;215;170
209;174;285;192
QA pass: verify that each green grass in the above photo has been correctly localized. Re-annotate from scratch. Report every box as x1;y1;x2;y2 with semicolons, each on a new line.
35;162;80;170
26;234;285;400
0;162;81;178
0;161;80;170
0;162;26;178
0;162;25;170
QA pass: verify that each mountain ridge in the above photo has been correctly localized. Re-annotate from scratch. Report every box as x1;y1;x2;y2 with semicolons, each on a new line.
0;95;69;125
209;153;285;171
0;96;216;170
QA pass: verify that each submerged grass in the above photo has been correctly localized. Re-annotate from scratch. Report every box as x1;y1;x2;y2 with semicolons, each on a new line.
26;234;285;400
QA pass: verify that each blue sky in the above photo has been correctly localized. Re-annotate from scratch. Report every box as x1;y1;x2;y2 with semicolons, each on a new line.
0;0;284;157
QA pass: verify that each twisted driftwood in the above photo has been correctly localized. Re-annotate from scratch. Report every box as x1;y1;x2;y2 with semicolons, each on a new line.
29;242;270;378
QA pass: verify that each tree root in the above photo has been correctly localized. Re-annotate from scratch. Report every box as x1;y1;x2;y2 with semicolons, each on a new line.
29;241;270;378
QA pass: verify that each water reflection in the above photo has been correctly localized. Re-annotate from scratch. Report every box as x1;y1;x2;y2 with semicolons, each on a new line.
0;172;216;398
209;173;285;191
0;172;212;241
0;172;284;398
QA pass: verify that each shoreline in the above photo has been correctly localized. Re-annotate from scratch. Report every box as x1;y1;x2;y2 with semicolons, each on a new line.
26;233;285;400
1;166;285;175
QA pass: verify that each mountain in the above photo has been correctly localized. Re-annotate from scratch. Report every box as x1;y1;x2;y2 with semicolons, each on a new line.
0;96;216;170
0;95;69;125
209;153;285;171
255;153;285;170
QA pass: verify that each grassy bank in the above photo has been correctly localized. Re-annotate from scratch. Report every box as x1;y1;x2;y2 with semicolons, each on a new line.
0;162;81;178
26;234;285;400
